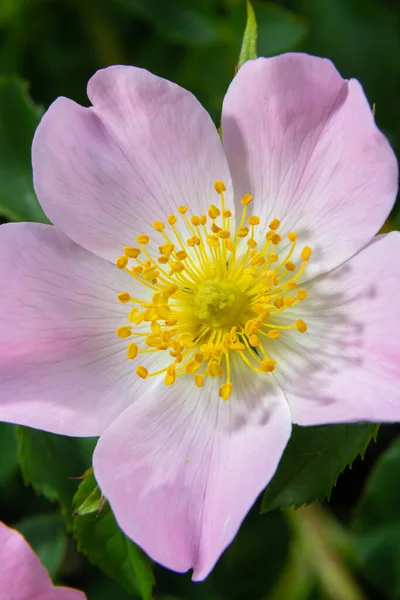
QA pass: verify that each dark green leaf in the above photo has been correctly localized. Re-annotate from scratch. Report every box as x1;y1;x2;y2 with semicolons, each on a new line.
237;0;257;69
16;427;97;526
262;423;378;512
255;2;308;57
352;436;400;598
116;0;220;46
73;474;154;599
16;513;67;579
0;423;18;483
0;76;48;223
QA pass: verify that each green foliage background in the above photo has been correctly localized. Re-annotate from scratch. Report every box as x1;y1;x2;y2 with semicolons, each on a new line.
0;1;400;599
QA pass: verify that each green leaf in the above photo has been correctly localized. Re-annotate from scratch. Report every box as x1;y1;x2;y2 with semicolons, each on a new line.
255;2;308;57
16;427;97;526
116;0;220;46
352;436;400;598
73;473;154;600
0;423;18;484
237;1;257;69
73;468;103;516
262;423;378;512
0;76;48;223
16;513;67;579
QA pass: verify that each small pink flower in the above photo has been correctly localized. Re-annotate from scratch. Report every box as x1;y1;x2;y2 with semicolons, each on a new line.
0;521;86;599
0;54;399;579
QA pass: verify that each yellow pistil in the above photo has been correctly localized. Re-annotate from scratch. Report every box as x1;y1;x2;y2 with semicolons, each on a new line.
115;181;312;402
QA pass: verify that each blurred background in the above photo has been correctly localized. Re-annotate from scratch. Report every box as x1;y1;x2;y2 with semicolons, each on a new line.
0;0;400;599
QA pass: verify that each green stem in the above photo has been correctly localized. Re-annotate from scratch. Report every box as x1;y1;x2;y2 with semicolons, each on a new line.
286;504;365;600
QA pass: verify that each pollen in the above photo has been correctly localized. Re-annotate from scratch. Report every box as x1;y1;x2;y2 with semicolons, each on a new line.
115;180;312;401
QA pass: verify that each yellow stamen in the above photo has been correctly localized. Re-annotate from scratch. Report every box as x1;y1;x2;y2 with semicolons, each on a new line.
136;234;150;245
118;292;130;303
136;366;148;379
214;180;226;194
115;187;311;401
116;256;128;269
219;382;232;401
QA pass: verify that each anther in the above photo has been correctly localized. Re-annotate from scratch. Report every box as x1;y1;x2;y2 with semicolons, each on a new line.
248;216;260;226
178;206;188;214
152;221;165;232
288;232;297;242
165;366;176;386
269;219;280;230
194;374;204;388
207;362;222;378
127;343;139;359
185;360;201;374
136;366;148;379
208;205;220;219
116;326;132;339
249;334;259;347
116;255;129;269
241;194;253;206
268;330;280;340
168;214;177;225
271;234;281;245
214;180;226;194
124;246;141;258
296;290;308;300
301;247;312;261
219;382;232;401
237;227;249;238
117;292;130;303
296;319;307;333
136;234;150;245
284;296;294;306
260;359;276;372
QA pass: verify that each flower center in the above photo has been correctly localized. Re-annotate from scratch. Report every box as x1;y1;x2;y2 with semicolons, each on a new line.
115;181;312;401
193;278;244;328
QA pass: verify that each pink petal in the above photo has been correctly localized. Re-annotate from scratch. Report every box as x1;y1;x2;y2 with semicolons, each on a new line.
32;66;232;262
222;54;398;279
274;232;400;425
0;521;86;600
93;361;291;580
0;222;156;436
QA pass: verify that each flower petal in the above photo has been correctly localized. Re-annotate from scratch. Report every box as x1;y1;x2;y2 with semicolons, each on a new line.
32;66;232;262
0;222;157;436
273;232;400;424
0;521;86;599
93;360;291;579
222;54;398;278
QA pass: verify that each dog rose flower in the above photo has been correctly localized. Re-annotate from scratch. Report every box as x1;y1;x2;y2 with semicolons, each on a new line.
0;53;398;579
0;521;86;599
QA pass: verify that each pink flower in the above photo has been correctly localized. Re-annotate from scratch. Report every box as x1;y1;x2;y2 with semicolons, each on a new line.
0;521;86;599
0;53;399;579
